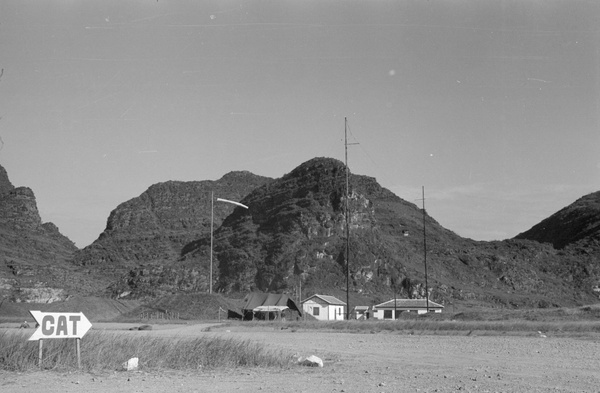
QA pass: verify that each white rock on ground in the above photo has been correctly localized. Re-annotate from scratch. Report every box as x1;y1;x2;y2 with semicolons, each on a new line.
122;357;139;371
298;355;323;367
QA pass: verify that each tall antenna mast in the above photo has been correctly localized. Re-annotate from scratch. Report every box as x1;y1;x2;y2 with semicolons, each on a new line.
422;186;430;313
345;117;350;320
343;117;359;319
210;191;214;294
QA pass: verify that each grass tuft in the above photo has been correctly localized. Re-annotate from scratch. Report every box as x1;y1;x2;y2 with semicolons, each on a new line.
0;330;295;372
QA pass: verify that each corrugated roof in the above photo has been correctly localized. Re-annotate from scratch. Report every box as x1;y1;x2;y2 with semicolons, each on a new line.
302;294;346;306
374;299;444;309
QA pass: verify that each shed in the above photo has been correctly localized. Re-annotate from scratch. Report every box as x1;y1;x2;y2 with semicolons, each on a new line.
352;305;371;320
301;294;346;321
372;299;443;320
240;293;302;321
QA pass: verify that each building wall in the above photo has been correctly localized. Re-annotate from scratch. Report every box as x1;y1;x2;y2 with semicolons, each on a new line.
302;299;329;321
302;299;346;321
373;308;442;319
328;305;345;320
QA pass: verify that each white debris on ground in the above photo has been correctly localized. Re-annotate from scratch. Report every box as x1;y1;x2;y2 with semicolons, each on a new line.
298;355;323;367
122;357;139;371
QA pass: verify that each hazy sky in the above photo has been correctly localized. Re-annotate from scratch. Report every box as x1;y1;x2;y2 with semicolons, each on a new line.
0;1;598;247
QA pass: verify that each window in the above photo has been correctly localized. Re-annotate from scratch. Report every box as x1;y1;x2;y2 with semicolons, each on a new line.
313;307;320;316
383;310;392;319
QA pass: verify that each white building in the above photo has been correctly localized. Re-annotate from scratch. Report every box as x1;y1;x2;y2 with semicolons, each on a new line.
301;294;346;321
372;299;443;320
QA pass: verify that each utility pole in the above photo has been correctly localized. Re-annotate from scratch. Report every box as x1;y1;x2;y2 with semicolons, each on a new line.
422;186;430;313
394;286;397;320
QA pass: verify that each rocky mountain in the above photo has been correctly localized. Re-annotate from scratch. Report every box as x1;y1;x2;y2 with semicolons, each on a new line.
2;159;599;311
172;158;600;308
0;164;78;302
208;158;467;297
72;171;272;295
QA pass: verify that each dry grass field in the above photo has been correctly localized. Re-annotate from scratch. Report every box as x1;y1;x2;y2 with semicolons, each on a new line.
2;321;600;392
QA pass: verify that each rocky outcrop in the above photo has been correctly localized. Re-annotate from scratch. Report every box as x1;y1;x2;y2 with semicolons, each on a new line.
0;186;77;262
0;164;14;195
0;187;43;229
0;164;78;302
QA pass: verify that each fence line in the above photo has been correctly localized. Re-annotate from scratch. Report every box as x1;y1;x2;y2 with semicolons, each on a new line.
139;311;180;320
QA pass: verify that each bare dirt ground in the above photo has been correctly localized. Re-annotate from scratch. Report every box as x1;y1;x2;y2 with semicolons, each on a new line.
2;322;600;392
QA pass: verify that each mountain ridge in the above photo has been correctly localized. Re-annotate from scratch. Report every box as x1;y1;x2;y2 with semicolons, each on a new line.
1;160;599;310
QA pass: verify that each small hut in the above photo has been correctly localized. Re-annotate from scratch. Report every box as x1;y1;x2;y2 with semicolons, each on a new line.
238;292;302;321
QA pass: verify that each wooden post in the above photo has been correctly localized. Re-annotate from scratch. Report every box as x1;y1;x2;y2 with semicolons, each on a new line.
38;339;43;369
76;338;81;370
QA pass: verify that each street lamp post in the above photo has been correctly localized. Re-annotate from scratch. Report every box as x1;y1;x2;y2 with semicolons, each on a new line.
209;192;249;294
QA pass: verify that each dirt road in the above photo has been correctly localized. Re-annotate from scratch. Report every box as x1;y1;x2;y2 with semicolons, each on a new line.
3;323;600;392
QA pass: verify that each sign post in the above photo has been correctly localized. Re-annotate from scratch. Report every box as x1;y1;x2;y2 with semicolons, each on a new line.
38;339;43;369
28;311;92;369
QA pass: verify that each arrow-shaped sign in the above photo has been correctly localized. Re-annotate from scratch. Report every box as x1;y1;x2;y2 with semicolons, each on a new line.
28;311;92;341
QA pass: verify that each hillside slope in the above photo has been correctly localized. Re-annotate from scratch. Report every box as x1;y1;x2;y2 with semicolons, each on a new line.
514;191;600;302
515;191;600;249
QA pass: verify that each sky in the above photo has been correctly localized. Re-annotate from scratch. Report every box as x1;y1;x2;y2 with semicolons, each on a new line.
0;1;598;248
